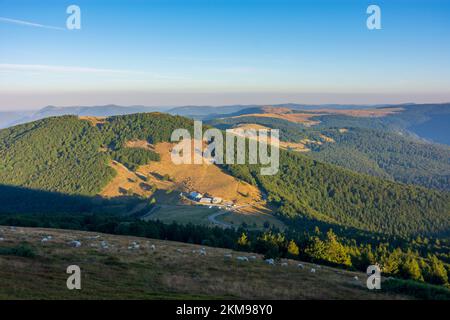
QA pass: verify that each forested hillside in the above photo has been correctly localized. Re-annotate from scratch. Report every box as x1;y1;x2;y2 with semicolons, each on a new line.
0;116;114;195
310;128;450;191
225;150;450;237
0;114;193;196
0;113;448;238
209;114;450;191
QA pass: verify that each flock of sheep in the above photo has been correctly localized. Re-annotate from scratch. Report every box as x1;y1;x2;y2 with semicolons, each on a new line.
1;226;362;283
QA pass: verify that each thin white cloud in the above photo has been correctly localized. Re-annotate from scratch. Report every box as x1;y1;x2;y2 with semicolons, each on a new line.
0;17;65;31
0;63;189;81
0;63;145;75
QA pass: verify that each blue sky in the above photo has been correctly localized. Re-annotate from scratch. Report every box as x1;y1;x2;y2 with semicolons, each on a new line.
1;0;450;109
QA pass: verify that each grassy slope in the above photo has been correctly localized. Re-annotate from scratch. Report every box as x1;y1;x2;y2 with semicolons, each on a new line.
0;226;410;300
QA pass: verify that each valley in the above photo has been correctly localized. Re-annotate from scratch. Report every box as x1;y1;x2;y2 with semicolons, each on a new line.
0;107;449;298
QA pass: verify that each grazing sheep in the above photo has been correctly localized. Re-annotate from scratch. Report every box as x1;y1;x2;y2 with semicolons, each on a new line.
0;237;5;241
249;255;257;260
224;254;233;259
237;256;249;262
69;240;82;248
128;241;140;250
150;244;156;250
281;262;288;267
353;276;359;281
176;249;183;253
265;258;275;265
297;263;304;269
310;268;316;273
199;249;207;256
100;241;109;249
41;235;53;243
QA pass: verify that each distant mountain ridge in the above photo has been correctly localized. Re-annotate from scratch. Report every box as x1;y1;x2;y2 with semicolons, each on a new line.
0;103;401;129
2;103;449;148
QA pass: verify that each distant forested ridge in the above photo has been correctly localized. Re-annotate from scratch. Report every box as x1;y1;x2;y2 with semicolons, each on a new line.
210;108;450;191
309;127;450;191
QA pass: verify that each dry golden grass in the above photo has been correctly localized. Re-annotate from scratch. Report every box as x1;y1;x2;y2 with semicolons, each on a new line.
125;139;154;150
138;142;264;210
78;116;106;126
315;107;404;117
98;139;269;214
99;161;154;198
319;134;335;143
231;106;404;127
229;124;311;152
232;112;321;126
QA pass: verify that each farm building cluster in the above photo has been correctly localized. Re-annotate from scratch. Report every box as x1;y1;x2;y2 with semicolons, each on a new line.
186;191;234;207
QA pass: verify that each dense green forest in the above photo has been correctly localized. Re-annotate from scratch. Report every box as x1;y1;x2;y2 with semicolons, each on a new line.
0;116;115;195
210;114;450;191
224;149;450;237
310;127;450;191
0;114;193;196
110;148;160;171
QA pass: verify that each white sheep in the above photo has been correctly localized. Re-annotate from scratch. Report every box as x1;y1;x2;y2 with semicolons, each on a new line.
237;256;249;262
69;240;82;248
353;276;359;281
100;241;109;249
199;249;207;256
128;241;140;250
310;268;316;273
297;263;304;269
281;262;288;267
249;255;257;260
224;254;233;259
150;244;156;250
265;258;275;265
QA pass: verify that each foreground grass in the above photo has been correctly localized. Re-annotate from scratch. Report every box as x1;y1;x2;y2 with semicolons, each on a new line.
0;226;418;300
383;278;450;300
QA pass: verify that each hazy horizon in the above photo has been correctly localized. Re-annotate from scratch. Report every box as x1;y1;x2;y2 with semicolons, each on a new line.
1;0;450;110
2;92;450;112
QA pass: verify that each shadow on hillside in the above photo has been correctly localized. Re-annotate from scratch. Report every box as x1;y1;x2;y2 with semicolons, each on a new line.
0;184;141;215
